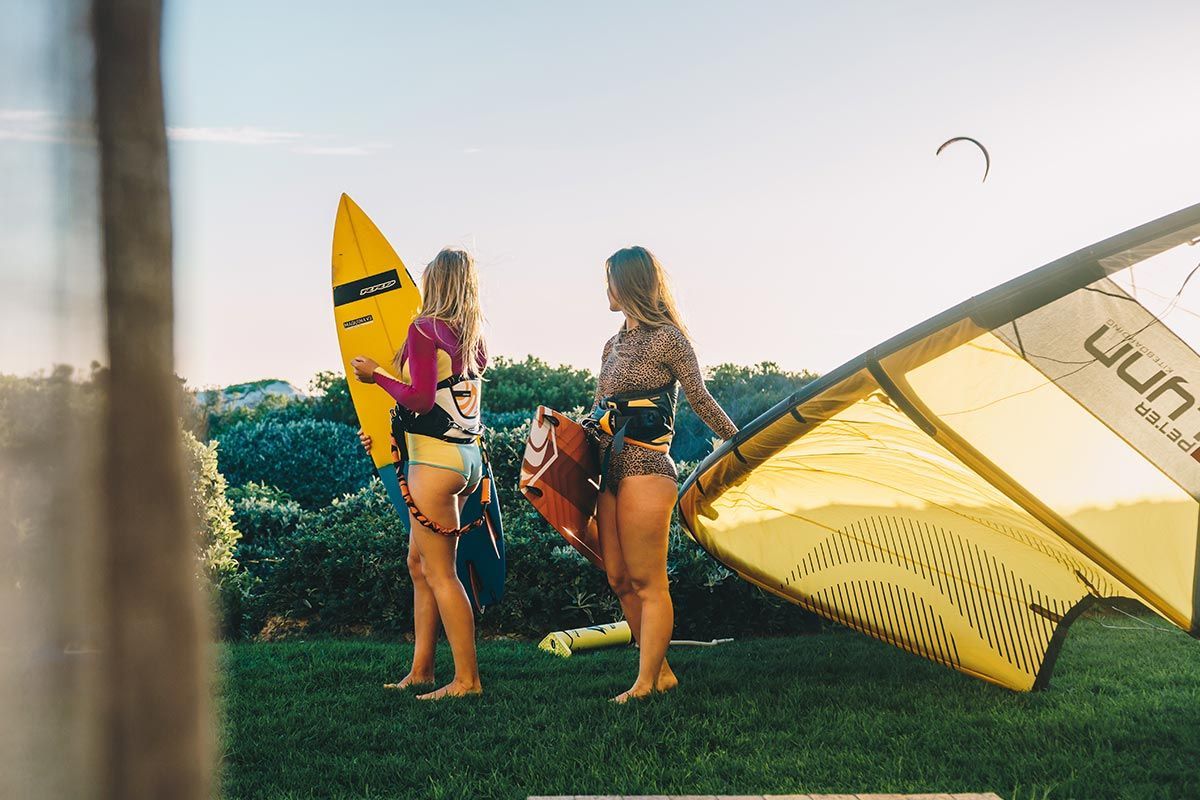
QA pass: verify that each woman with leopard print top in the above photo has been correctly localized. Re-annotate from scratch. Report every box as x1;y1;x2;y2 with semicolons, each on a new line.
586;245;738;703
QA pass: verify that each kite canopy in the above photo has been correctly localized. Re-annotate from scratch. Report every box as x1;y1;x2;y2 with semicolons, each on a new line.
679;203;1200;691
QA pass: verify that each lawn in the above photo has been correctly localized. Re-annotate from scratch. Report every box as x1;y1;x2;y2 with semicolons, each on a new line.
218;615;1200;800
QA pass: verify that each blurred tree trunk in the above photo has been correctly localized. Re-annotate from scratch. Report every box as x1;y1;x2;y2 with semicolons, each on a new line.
94;1;212;798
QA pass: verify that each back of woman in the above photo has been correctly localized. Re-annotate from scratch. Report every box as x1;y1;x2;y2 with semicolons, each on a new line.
352;247;490;701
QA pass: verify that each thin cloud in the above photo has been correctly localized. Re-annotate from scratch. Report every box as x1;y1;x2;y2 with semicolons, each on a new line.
166;126;305;145
165;125;381;156
0;109;57;124
0;108;90;143
0;109;381;156
291;145;370;156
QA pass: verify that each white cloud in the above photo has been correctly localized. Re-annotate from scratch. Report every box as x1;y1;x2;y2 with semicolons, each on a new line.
165;125;383;156
0;108;90;143
0;110;381;156
0;109;57;123
290;145;370;156
166;126;305;145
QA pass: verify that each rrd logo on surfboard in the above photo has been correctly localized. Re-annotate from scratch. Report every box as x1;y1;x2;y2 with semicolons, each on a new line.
359;279;396;296
333;269;403;307
342;314;374;329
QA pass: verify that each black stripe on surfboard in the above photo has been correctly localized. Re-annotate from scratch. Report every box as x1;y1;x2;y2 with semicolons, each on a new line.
333;269;403;307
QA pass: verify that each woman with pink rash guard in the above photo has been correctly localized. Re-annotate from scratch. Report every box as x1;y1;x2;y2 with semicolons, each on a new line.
351;248;489;701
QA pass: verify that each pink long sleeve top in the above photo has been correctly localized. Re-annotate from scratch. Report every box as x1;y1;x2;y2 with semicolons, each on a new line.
372;317;487;415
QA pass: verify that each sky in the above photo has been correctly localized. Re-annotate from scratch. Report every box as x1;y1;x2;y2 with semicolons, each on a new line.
5;1;1200;389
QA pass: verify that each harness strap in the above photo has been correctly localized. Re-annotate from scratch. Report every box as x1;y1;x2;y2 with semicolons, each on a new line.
588;382;676;491
391;371;481;443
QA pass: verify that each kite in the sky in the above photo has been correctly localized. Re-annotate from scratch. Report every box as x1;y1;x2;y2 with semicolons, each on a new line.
679;203;1200;691
937;136;991;182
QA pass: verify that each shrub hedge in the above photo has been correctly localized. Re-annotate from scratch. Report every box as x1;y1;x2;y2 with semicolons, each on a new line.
239;477;817;641
198;360;820;639
214;418;374;509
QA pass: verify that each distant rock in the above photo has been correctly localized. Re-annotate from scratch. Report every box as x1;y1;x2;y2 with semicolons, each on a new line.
196;379;304;409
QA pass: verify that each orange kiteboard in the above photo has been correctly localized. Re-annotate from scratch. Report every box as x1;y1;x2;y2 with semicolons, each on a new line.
519;407;603;568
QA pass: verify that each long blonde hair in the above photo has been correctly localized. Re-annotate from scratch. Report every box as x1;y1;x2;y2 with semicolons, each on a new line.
395;248;486;375
605;246;689;337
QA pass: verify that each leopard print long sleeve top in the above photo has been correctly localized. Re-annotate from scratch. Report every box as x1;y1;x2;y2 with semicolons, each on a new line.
589;323;738;489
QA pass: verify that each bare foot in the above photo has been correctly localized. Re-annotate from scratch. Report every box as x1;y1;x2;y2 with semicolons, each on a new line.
416;679;482;701
383;671;435;690
655;668;679;694
611;681;655;704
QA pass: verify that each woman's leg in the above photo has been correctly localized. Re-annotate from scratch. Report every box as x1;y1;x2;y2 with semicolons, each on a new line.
407;464;482;699
612;474;678;702
385;531;440;688
596;487;675;689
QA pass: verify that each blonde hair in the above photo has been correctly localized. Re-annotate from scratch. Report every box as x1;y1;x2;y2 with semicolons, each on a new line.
395;248;486;375
605;246;689;337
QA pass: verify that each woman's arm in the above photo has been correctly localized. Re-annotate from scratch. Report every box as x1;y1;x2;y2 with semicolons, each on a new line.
372;320;438;414
660;327;738;440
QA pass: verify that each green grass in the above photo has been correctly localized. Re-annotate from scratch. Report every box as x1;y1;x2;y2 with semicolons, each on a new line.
219;616;1200;800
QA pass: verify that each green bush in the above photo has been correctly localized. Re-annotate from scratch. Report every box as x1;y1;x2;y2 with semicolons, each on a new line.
181;429;255;638
254;479;409;634
215;418;373;509
198;359;823;641
483;356;595;415
228;481;304;545
673;361;817;461
0;369;103;610
183;431;240;580
306;370;358;427
227;482;305;583
245;453;817;640
482;408;536;431
0;365;106;448
251;484;617;639
1;370;267;638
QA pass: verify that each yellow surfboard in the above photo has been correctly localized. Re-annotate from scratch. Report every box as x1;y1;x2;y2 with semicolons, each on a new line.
331;193;421;494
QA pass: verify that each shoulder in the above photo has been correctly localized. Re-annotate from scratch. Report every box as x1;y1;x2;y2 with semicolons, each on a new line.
602;332;619;358
411;316;455;347
409;316;435;339
649;324;691;356
652;324;688;344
